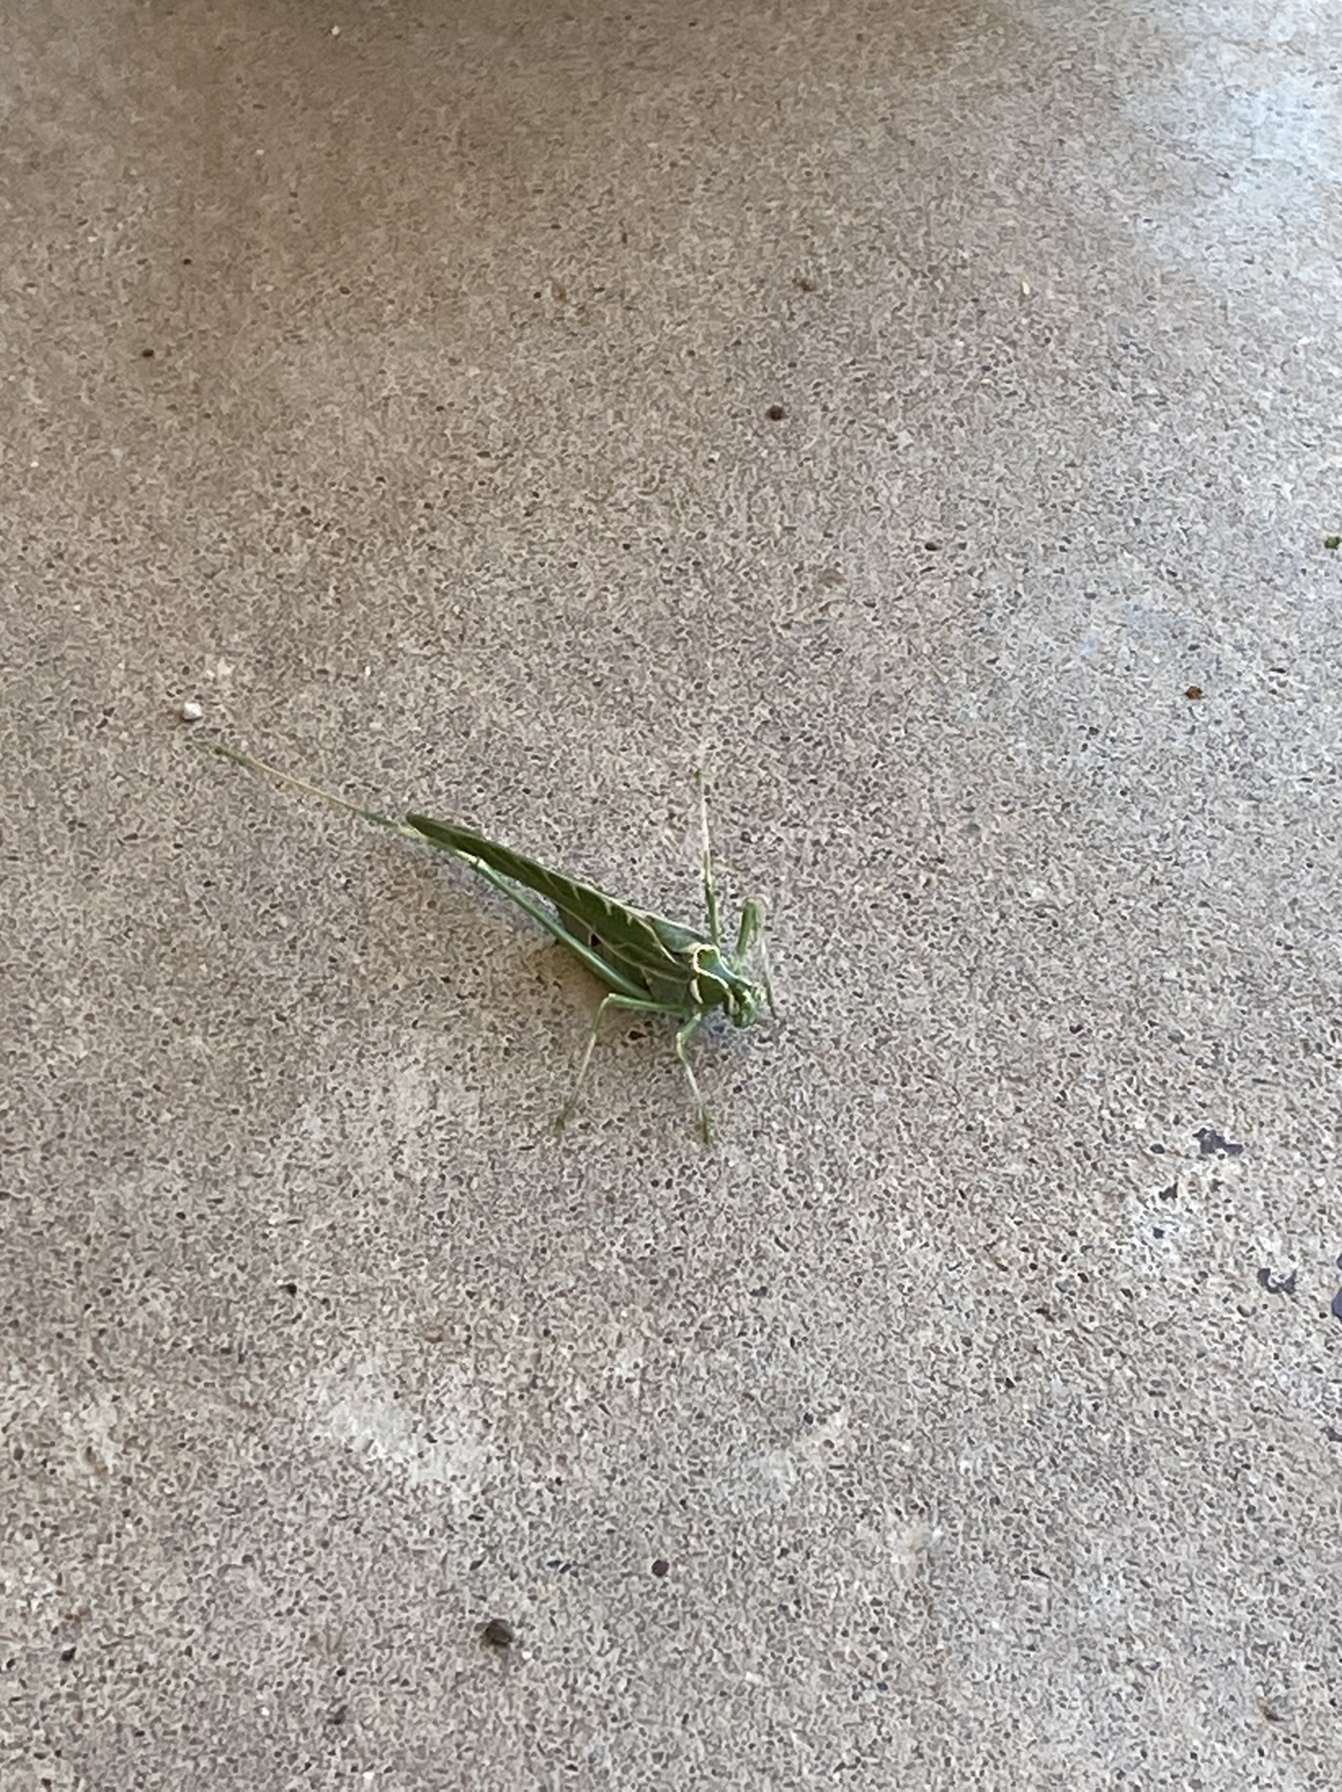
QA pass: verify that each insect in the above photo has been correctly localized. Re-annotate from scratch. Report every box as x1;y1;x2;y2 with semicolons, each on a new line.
201;742;776;1142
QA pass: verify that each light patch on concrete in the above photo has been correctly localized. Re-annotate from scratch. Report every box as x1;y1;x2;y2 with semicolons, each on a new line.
287;1026;482;1186
1120;4;1338;307
309;1356;487;1496
736;1404;851;1508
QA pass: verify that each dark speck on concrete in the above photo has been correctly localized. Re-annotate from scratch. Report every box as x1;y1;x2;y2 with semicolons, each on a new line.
482;1618;516;1649
651;1557;670;1578
1256;1268;1297;1296
766;403;787;421
1195;1127;1245;1158
1331;1288;1342;1325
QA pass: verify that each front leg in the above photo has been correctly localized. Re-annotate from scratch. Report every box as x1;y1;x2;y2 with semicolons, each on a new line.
673;1011;711;1144
733;898;778;1017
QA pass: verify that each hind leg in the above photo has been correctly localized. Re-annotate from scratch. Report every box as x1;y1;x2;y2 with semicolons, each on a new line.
556;992;680;1131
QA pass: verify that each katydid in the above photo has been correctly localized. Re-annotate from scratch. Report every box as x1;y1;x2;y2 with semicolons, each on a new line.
200;742;776;1142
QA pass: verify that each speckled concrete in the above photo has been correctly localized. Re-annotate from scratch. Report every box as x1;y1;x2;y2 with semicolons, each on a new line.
4;1;1342;1786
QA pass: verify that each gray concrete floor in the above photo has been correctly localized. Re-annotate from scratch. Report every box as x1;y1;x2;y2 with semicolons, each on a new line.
4;1;1341;1786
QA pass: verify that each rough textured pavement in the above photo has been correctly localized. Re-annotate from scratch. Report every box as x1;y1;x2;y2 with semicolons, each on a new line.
5;2;1342;1787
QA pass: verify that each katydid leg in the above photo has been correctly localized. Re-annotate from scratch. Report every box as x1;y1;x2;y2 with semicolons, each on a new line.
756;922;778;1018
673;1011;711;1143
733;899;758;956
733;897;777;1018
556;992;681;1131
695;767;722;948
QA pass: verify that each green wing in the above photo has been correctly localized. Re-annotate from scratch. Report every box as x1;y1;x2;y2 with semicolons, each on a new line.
405;813;702;1009
197;743;705;1011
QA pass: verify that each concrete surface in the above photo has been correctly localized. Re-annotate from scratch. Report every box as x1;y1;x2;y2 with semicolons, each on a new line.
4;0;1341;1786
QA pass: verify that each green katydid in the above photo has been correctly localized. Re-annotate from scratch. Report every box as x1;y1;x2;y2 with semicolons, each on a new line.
201;742;776;1142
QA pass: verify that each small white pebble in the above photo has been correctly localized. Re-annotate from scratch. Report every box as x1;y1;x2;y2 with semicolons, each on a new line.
179;700;203;723
331;23;341;35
